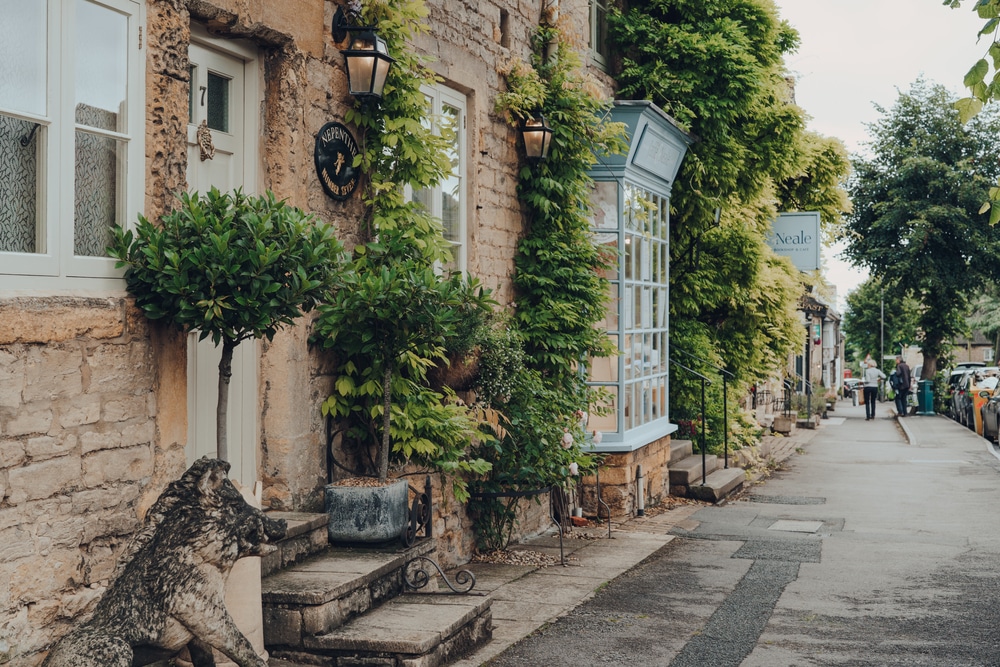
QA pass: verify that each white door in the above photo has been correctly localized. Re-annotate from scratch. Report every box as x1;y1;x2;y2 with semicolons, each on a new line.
185;39;259;487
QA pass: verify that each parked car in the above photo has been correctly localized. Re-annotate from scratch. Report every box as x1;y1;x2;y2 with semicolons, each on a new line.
956;369;1000;428
971;376;1000;434
982;388;1000;443
951;369;976;424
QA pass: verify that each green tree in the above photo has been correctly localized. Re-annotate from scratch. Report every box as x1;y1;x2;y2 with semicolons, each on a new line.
110;189;345;460
843;78;1000;378
608;0;850;450
841;278;919;368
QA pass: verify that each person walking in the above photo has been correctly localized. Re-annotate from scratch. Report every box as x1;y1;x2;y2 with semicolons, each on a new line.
863;359;885;420
894;355;912;418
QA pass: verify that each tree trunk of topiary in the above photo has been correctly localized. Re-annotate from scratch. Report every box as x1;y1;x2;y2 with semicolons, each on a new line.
217;338;236;461
379;365;391;483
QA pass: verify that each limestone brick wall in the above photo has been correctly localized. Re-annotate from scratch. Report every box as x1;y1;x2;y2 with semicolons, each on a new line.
0;298;187;666
580;436;672;518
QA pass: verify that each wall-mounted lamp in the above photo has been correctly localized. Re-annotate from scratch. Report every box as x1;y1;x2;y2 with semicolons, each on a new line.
521;110;553;161
332;6;394;101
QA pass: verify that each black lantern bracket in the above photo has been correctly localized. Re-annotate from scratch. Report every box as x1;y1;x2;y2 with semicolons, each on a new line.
331;5;361;44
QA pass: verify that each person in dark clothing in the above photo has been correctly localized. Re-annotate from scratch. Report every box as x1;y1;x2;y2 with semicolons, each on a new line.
894;355;912;417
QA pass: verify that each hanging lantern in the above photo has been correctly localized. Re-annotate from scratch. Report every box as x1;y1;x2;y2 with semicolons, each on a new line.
521;111;554;161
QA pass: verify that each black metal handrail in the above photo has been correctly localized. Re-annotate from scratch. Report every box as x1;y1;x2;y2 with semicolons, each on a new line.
673;347;735;469
670;358;712;485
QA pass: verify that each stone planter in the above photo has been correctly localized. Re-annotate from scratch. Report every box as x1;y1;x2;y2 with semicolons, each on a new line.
325;478;409;544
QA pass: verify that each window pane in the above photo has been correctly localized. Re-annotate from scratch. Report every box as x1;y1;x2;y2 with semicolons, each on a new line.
0;0;46;116
0;113;41;252
74;130;122;256
207;71;230;132
76;0;128;132
590;181;618;230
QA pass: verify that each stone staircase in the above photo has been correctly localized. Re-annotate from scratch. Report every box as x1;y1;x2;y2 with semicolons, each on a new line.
260;511;492;667
668;438;745;503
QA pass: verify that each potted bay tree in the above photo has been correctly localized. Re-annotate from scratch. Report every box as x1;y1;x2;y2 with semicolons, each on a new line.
109;187;344;664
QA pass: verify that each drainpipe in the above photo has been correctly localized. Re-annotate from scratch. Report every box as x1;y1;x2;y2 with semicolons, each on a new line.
542;0;559;61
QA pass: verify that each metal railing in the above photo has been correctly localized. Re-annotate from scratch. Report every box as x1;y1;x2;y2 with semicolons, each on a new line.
669;358;713;485
672;348;735;469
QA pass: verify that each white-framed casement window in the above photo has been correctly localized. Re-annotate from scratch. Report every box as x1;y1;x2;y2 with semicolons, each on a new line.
985;347;995;363
587;180;670;449
407;84;467;274
0;0;145;292
589;0;611;69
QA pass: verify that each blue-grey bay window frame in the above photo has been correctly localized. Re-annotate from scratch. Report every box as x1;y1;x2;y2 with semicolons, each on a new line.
586;101;694;453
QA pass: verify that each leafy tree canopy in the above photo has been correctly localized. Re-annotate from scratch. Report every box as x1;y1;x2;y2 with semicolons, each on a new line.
609;0;850;412
843;78;1000;376
841;277;920;370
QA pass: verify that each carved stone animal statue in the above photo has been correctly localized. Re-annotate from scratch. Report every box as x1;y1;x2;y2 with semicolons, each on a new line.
42;457;287;667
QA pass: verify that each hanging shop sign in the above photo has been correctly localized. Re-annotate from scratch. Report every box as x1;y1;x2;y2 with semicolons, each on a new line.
314;122;360;201
767;212;821;272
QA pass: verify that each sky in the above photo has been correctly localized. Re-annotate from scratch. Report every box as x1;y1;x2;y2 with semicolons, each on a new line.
773;0;991;311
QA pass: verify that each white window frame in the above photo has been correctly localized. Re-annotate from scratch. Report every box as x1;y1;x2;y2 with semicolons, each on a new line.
985;347;994;362
405;83;467;274
0;0;145;294
590;0;610;70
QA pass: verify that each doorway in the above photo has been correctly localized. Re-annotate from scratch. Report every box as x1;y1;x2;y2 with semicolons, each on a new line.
185;33;261;488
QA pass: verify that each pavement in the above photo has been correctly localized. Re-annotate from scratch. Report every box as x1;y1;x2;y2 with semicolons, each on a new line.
445;414;822;667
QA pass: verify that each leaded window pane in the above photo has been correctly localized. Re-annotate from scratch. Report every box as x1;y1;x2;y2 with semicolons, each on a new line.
74;130;121;256
0;113;40;253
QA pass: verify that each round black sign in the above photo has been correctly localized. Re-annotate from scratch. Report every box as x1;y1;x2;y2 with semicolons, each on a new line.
314;122;360;201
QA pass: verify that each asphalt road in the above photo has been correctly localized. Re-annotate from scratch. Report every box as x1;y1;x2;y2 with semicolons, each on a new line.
485;403;1000;666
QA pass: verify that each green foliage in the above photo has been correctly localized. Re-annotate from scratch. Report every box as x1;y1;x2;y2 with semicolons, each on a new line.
312;0;492;497
110;188;344;346
496;32;627;393
466;316;601;550
110;188;345;457
608;0;836;408
948;0;1000;122
472;27;623;547
842;278;921;371
844;78;1000;376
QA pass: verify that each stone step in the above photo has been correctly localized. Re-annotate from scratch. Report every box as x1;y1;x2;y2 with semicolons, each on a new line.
668;454;719;486
262;539;436;649
292;594;492;667
686;467;746;503
261;511;329;578
669;438;694;464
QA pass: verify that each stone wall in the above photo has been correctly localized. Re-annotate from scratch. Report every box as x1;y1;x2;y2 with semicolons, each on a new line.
0;298;186;665
580;436;672;518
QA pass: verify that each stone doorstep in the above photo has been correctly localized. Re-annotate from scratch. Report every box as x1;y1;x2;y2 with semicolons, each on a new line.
262;511;329;578
686;467;745;503
262;539;438;647
668;453;718;486
668;438;694;465
303;595;492;656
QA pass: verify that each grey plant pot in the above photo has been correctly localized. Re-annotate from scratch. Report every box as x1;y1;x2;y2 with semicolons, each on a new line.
324;478;409;544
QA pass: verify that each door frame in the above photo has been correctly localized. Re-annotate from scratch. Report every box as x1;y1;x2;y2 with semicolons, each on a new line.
185;26;263;486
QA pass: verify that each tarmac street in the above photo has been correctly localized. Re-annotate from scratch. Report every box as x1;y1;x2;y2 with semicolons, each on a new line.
478;400;1000;667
